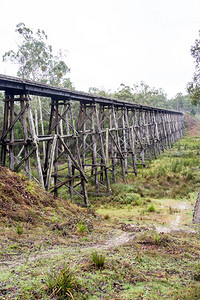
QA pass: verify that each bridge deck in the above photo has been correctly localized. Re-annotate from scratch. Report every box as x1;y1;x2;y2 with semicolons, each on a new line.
0;74;182;114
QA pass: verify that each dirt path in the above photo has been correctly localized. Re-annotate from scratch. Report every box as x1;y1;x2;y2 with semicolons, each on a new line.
156;202;194;233
0;231;136;270
0;201;195;270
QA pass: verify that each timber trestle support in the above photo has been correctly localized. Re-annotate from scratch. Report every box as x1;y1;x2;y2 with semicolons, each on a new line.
0;75;184;206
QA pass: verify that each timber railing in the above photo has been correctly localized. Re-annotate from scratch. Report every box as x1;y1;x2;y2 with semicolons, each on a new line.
0;74;184;205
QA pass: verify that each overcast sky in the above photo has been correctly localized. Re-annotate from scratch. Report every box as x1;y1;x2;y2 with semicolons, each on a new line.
0;0;200;98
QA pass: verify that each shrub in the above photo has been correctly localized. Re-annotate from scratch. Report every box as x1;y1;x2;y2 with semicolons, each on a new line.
77;222;87;233
112;183;137;195
17;225;23;235
186;171;194;181
123;192;141;205
46;263;76;299
157;167;166;177
171;160;182;173
147;205;155;212
92;251;105;269
154;232;160;245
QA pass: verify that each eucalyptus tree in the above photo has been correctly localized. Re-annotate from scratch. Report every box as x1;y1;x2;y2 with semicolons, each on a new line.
187;30;200;104
3;22;72;88
2;23;73;159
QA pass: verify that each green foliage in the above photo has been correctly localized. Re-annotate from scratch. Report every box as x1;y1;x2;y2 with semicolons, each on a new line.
187;30;200;104
187;83;200;105
91;251;105;269
147;205;155;212
88;82;197;113
88;87;112;97
112;183;137;195
154;232;160;245
17;225;23;235
171;160;183;173
120;192;141;205
77;221;87;233
52;210;56;223
3;22;73;88
46;263;76;299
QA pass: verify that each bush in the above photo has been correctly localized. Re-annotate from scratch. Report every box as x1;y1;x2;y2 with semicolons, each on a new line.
112;183;137;195
17;225;23;235
46;263;76;299
186;171;194;181
77;222;87;233
92;251;105;269
147;205;155;212
154;232;160;245
119;192;141;205
171;160;182;173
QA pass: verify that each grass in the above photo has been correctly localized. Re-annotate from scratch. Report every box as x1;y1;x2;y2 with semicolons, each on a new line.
45;263;76;299
154;232;160;244
148;204;155;212
1;122;200;299
194;263;200;281
91;251;106;269
16;225;23;235
77;221;87;233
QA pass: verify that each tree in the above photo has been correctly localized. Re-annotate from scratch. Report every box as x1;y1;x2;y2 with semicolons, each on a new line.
114;82;169;109
187;30;200;104
3;22;73;88
114;84;135;102
88;87;112;97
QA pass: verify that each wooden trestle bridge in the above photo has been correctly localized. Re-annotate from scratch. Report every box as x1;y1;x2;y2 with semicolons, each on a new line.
0;75;184;206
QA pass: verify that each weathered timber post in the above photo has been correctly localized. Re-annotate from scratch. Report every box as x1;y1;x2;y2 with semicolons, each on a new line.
9;97;15;170
1;94;9;166
112;106;126;182
122;107;128;174
109;107;116;182
20;97;31;179
26;96;44;188
65;101;74;199
94;104;111;193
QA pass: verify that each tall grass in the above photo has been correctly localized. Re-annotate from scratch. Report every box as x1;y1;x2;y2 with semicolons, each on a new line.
46;263;76;299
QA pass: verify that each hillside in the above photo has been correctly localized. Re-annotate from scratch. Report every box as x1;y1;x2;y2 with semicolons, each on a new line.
0;166;95;223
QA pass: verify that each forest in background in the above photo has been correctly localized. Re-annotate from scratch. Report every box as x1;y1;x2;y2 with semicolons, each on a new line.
0;23;199;137
0;81;198;137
